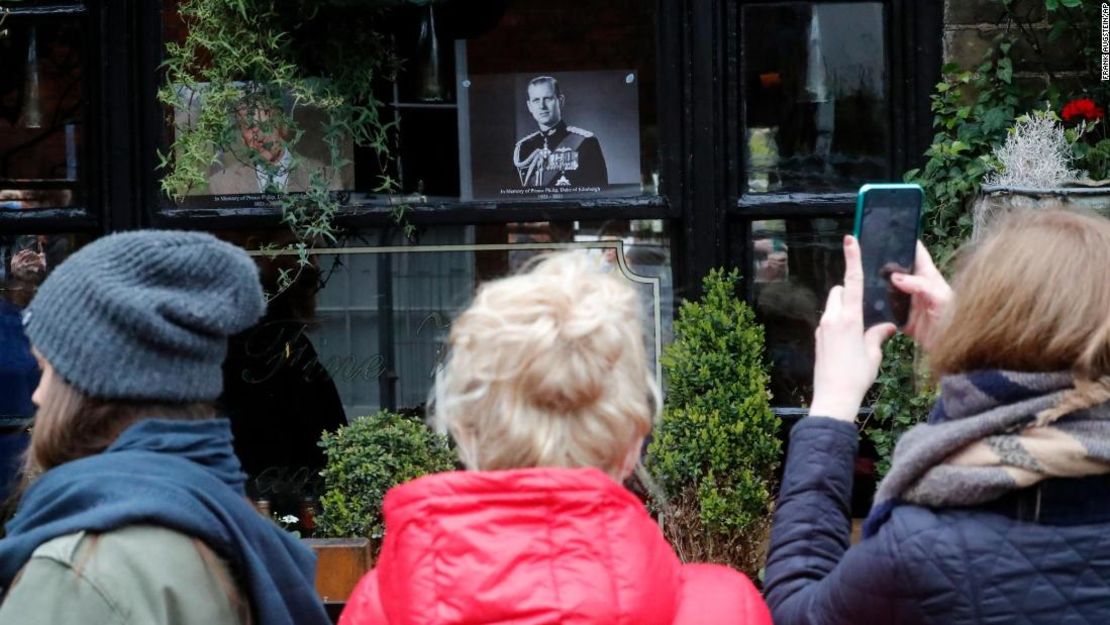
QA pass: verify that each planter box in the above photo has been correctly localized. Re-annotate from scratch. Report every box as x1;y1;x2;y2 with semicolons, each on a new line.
304;537;374;603
972;185;1110;239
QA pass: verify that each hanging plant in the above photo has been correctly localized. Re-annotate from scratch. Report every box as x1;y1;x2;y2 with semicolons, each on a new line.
159;0;426;293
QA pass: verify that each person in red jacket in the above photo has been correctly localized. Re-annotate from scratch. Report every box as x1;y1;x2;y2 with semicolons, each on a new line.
340;252;771;625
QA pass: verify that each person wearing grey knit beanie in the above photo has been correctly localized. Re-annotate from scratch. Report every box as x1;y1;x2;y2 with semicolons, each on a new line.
0;230;331;625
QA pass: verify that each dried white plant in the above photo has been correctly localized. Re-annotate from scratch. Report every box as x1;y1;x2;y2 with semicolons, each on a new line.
985;110;1081;188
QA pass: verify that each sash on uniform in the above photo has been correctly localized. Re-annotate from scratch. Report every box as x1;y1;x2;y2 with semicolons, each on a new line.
515;130;587;188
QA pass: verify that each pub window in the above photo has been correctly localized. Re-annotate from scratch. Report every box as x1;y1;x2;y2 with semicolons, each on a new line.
0;12;89;210
732;0;926;410
732;217;850;406
0;0;945;525
158;0;661;214
742;2;888;194
217;220;673;515
151;0;672;518
0;232;91;500
0;0;99;501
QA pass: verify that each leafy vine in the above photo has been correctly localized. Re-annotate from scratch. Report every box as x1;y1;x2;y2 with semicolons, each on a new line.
159;0;424;293
863;0;1109;473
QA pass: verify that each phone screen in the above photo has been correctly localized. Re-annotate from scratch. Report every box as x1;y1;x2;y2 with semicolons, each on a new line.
855;186;922;328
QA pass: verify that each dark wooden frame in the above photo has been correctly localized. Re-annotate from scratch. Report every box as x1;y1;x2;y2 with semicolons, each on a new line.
0;0;945;407
728;0;945;299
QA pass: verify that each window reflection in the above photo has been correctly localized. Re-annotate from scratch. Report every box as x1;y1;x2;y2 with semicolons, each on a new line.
743;218;851;405
218;221;672;518
302;221;671;415
0;233;85;500
0;21;84;209
742;3;887;193
162;0;660;208
217;231;346;500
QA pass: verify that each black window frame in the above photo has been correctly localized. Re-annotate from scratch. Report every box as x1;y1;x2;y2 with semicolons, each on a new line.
0;1;107;235
724;0;943;410
134;2;685;231
0;0;943;331
726;0;944;298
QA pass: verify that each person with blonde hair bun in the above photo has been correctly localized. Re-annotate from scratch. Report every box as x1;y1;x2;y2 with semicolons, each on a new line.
765;209;1110;625
340;252;771;625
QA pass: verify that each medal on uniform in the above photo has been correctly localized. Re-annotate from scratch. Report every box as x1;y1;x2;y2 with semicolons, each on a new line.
550;147;580;172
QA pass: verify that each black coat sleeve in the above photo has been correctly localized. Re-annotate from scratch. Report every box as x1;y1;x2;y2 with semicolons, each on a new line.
577;136;609;188
763;417;916;625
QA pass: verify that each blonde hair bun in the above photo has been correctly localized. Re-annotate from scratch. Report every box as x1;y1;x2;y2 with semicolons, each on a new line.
431;252;660;477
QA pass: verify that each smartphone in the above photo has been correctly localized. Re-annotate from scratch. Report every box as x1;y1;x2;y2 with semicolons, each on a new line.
853;183;923;328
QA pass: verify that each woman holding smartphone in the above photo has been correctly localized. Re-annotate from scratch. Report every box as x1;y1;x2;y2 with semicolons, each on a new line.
765;209;1110;624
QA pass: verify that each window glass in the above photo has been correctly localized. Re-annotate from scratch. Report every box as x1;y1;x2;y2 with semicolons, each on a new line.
0;232;88;499
162;0;659;209
0;2;82;6
738;217;851;406
742;3;887;194
218;220;672;515
453;0;659;201
0;20;85;209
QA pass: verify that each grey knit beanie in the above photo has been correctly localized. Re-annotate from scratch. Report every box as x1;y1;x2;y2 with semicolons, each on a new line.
23;230;266;402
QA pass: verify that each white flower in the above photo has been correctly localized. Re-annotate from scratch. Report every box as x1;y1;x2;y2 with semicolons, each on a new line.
279;514;299;525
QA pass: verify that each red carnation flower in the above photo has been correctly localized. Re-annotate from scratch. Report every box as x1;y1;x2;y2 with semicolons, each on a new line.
1061;98;1105;123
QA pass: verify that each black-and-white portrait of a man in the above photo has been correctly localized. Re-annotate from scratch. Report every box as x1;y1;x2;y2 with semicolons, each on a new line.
512;76;609;190
463;70;640;201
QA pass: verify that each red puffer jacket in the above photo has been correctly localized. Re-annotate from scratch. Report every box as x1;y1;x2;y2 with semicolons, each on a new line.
339;467;771;625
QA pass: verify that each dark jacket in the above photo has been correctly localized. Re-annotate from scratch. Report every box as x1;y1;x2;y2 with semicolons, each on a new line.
222;319;347;479
765;416;1110;625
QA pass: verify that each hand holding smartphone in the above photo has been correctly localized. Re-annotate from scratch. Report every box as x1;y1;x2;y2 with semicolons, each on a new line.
853;184;924;328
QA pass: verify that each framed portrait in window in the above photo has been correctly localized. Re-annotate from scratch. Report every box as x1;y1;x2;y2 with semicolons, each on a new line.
459;70;641;201
171;83;355;209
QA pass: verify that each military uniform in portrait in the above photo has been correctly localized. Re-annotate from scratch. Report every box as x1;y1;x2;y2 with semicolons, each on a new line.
513;121;609;190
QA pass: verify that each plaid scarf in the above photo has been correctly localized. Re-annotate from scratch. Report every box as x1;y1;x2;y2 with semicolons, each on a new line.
863;370;1110;537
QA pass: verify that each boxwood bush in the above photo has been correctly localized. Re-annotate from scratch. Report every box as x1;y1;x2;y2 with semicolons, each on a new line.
316;411;457;547
646;269;780;579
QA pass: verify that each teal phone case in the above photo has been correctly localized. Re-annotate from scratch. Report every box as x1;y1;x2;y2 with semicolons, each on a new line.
853;183;924;240
854;183;924;327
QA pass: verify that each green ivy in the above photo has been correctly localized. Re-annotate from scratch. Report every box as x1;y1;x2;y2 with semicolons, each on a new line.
866;0;1109;475
316;411;457;548
646;269;779;577
1026;0;1110;180
864;44;1025;468
905;43;1024;259
861;335;937;476
160;0;419;294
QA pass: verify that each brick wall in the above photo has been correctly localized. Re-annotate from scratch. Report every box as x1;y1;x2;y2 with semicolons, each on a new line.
944;0;1086;92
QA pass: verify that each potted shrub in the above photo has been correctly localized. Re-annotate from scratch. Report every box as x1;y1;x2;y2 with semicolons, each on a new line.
307;410;456;602
645;269;780;581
